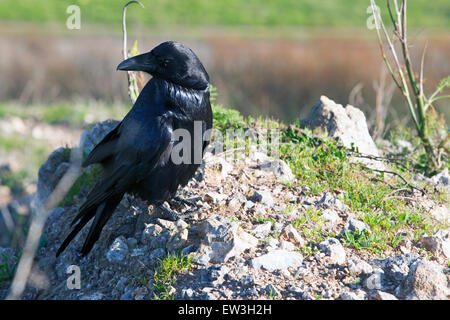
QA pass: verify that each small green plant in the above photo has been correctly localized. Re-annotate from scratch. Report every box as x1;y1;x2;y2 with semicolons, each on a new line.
292;207;327;243
153;253;193;300
300;243;318;257
0;254;14;285
252;216;274;224
0;169;27;193
341;229;383;252
212;104;246;134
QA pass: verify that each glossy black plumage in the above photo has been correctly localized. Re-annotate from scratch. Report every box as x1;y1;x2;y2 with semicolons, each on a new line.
56;41;212;257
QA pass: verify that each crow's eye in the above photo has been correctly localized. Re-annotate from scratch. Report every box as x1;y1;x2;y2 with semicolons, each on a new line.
163;59;170;67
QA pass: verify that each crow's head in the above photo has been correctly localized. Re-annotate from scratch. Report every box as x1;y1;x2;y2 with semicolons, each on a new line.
117;41;209;90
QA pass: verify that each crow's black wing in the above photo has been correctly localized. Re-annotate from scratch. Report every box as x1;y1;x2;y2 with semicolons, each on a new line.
82;122;123;167
57;115;173;256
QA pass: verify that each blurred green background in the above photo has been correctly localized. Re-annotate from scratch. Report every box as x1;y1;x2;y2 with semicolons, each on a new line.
1;0;449;28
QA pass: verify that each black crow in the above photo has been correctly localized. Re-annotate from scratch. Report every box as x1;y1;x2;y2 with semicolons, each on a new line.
56;41;212;257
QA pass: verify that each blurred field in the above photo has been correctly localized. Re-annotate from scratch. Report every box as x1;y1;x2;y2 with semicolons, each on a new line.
0;32;448;123
0;0;449;28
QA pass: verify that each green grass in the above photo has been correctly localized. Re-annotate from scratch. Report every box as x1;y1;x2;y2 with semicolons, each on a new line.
0;170;28;193
0;102;447;260
212;105;446;255
0;254;15;285
0;103;128;127
1;0;449;29
152;253;193;300
0;135;29;152
281;125;445;253
252;216;275;224
212;104;246;133
292;207;329;243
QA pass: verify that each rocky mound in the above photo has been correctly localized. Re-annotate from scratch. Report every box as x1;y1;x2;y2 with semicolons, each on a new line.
1;96;448;300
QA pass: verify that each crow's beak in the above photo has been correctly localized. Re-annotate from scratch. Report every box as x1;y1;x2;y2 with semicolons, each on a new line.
117;52;157;73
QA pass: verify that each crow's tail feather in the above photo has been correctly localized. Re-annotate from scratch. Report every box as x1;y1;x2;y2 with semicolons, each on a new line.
56;193;123;257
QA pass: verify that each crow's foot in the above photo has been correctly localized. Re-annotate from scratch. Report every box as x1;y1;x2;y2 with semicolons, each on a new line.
169;195;201;208
155;204;179;221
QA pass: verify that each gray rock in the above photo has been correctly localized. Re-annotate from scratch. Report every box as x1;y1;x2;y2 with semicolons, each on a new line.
149;247;166;262
429;205;450;225
339;291;365;300
420;230;450;260
120;289;133;300
202;265;229;287
166;229;188;252
364;270;386;290
114;277;129;293
398;259;449;300
369;290;398;300
33;120;119;211
106;236;129;263
431;168;449;191
240;273;256;287
248;190;274;207
32;147;71;211
301;292;315;300
244;201;255;210
80;292;104;300
319;238;346;265
341;218;371;235
175;219;189;230
278;241;297;251
199;287;217;300
181;244;196;255
80;119;120;155
130;247;145;257
46;207;65;225
251;249;303;272
251;221;272;237
203;192;227;205
265;284;281;297
280;224;305;247
315;193;346;212
259;159;295;183
195;215;258;264
396;231;412;254
142;223;163;239
132;287;149;300
372;254;419;284
347;258;373;275
321;209;341;231
156;218;176;231
204;156;234;179
141;224;168;249
126;237;138;249
300;96;385;170
227;194;245;213
243;287;259;297
182;288;195;299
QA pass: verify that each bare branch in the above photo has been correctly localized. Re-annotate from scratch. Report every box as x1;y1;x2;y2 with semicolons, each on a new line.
122;1;145;104
7;147;83;300
419;41;428;101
